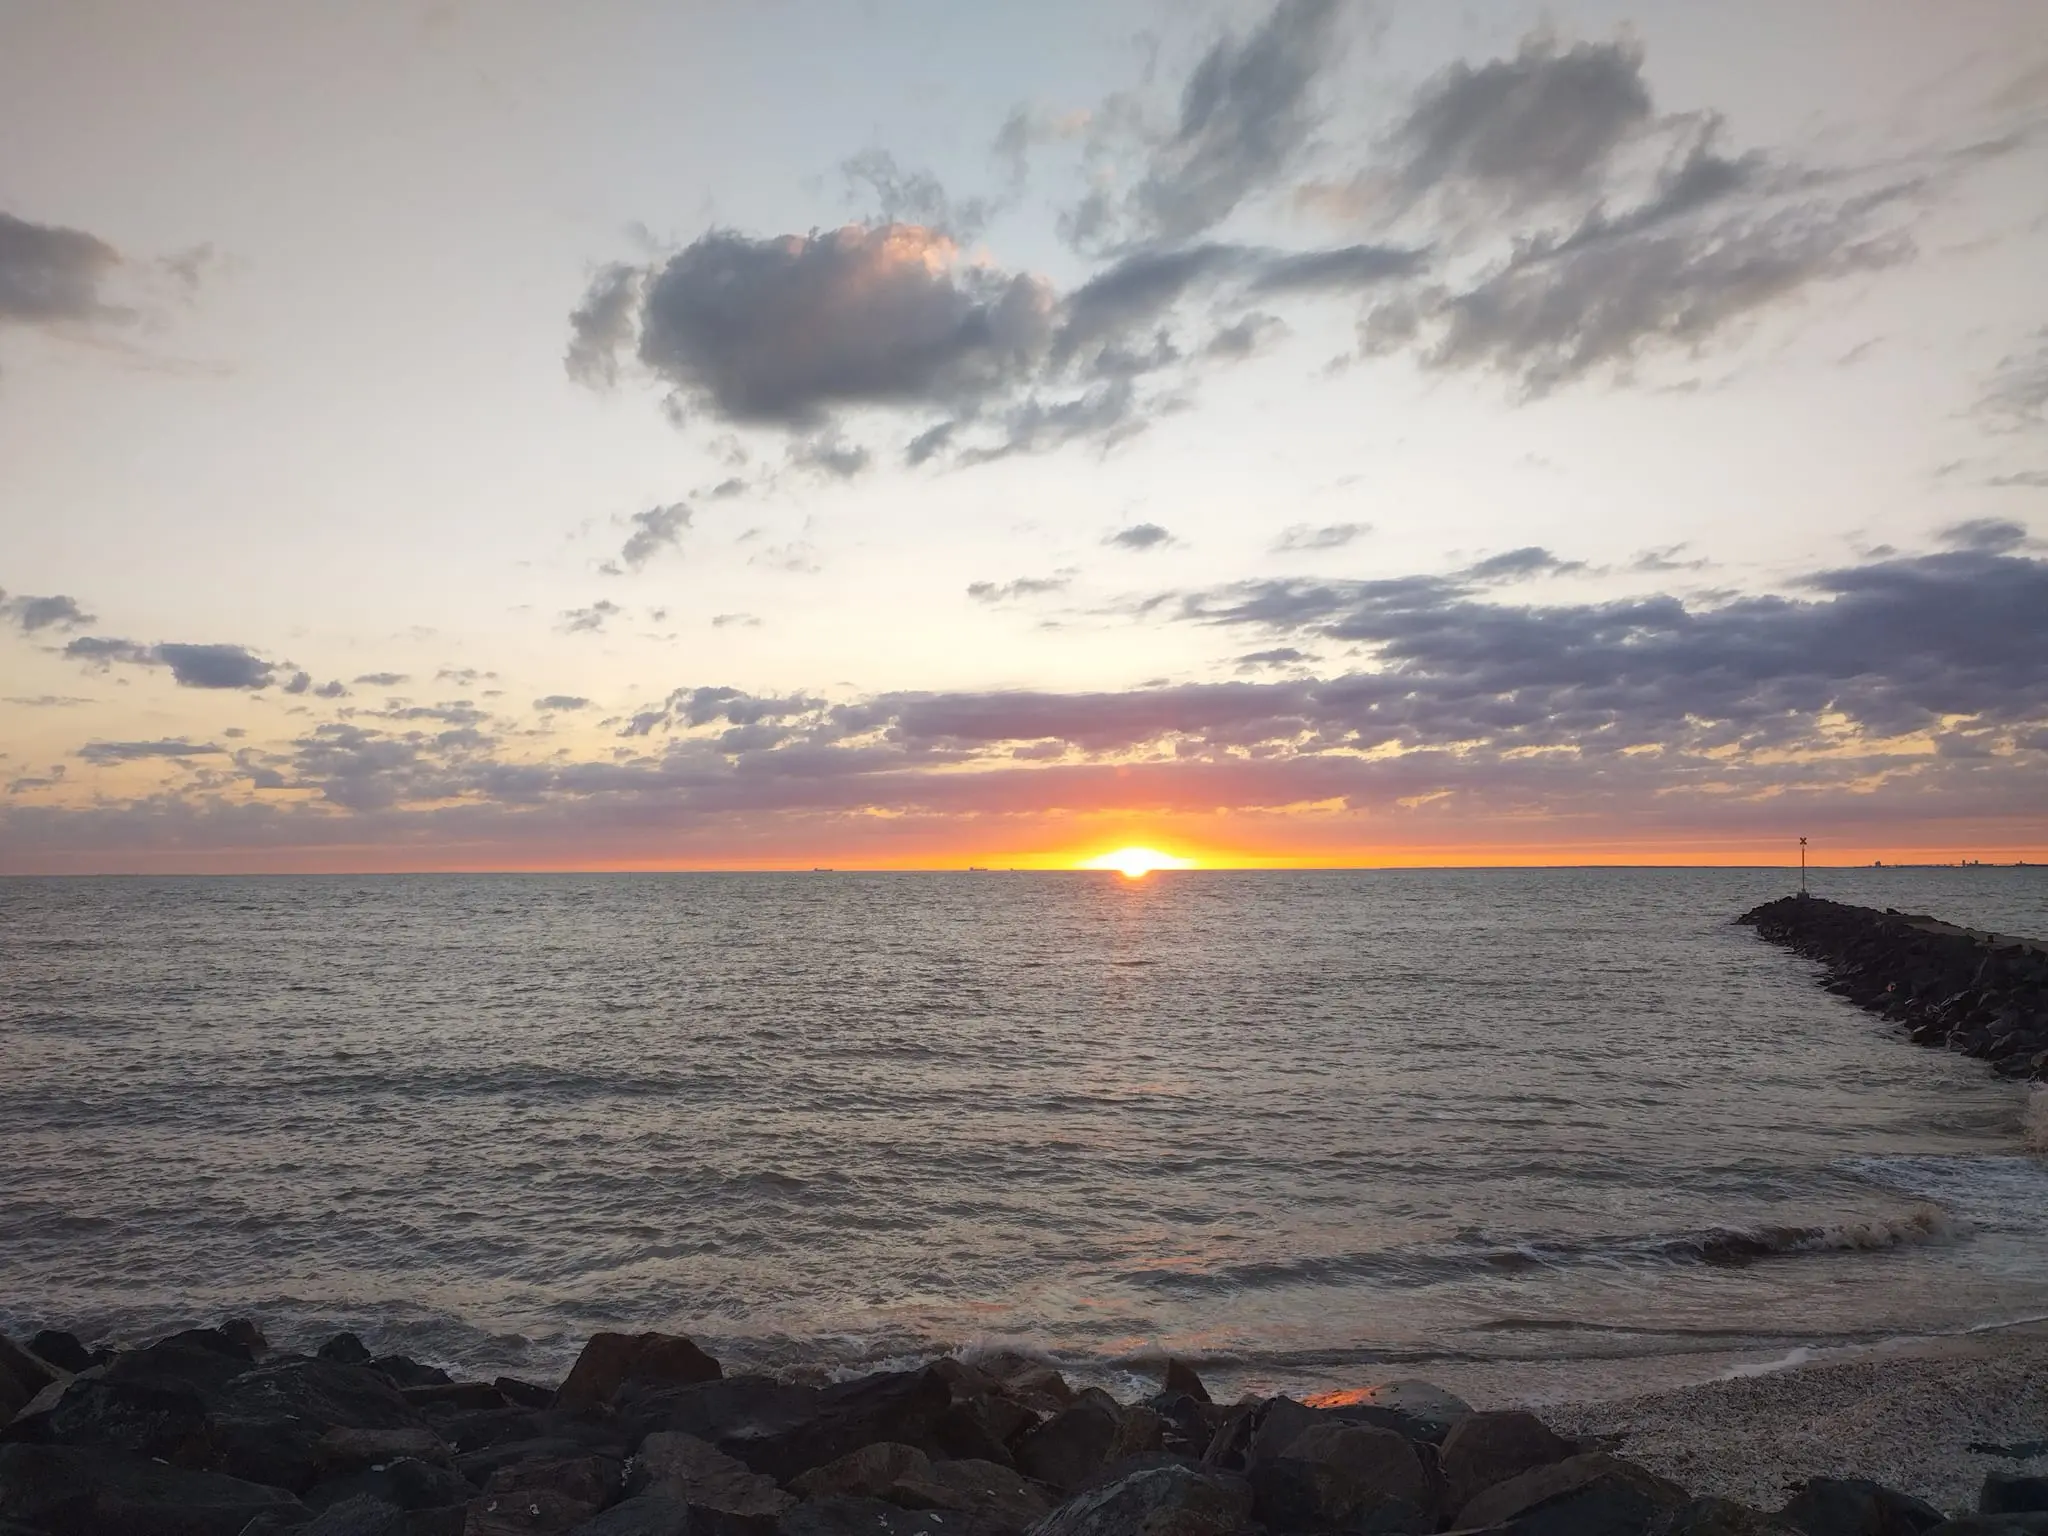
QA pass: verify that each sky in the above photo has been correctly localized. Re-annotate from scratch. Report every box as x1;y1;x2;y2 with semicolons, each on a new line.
2;0;2045;872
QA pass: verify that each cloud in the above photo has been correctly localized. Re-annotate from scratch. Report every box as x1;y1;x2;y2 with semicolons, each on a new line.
564;262;644;387
1386;36;1654;212
535;695;592;712
1631;544;1711;573
711;612;762;629
1107;522;1173;551
616;501;692;571
63;636;274;689
157;644;274;689
4;695;89;708
841;149;992;238
313;680;349;699
1236;647;1311;668
9;546;2045;867
1121;0;1345;246
1938;517;2029;554
77;738;226;764
1981;329;2048;431
967;576;1071;603
0;210;121;328
582;224;1056;429
561;600;623;634
1462;546;1587;581
1272;522;1369;553
353;671;410;687
0;591;95;633
789;436;871;479
1987;470;2048;489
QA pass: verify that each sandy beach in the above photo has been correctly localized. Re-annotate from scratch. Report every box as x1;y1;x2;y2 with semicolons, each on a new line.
1541;1323;2048;1513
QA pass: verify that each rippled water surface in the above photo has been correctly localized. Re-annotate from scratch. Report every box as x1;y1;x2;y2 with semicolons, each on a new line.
3;868;2044;1401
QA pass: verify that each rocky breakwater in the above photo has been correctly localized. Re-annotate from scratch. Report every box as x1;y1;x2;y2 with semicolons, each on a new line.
5;1321;2048;1536
1738;895;2048;1082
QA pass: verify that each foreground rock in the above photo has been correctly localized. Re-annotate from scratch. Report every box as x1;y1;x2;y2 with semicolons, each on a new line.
1738;896;2048;1079
0;1319;2025;1536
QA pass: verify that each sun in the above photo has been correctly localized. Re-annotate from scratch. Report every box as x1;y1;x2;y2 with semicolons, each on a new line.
1079;846;1196;879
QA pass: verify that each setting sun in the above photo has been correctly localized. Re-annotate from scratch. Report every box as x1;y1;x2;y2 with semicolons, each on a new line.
1079;846;1197;878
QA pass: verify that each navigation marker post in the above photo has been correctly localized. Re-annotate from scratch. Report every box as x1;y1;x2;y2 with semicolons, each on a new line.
1800;836;1808;895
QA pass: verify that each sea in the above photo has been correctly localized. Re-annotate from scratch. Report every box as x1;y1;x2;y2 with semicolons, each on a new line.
2;867;2044;1405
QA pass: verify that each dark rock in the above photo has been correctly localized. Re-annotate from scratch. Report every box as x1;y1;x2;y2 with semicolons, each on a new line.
1984;1476;2048;1516
37;1368;216;1464
791;1442;946;1504
1923;1522;2048;1536
1011;1392;1124;1494
466;1452;619;1535
496;1379;557;1411
305;1455;474;1515
1659;1496;1805;1535
0;1440;307;1535
718;1368;952;1485
319;1335;376;1367
1438;1409;1580;1515
295;1494;410;1535
1163;1360;1211;1405
164;1327;262;1364
631;1431;793;1524
555;1334;721;1410
1245;1396;1319;1464
1250;1421;1433;1534
0;1336;63;1400
28;1331;95;1375
1780;1478;1947;1536
221;1319;270;1360
618;1375;820;1448
1150;1393;1217;1457
435;1409;546;1456
925;1458;1055;1532
206;1356;434;1492
458;1436;630;1487
371;1357;453;1391
566;1493;691;1535
774;1495;1004;1535
402;1383;509;1413
929;1398;1020;1467
1027;1463;1255;1536
314;1424;455;1474
1455;1451;1689;1536
971;1355;1074;1416
1322;1381;1474;1447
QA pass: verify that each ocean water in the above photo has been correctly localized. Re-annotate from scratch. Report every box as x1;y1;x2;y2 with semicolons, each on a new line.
2;867;2044;1404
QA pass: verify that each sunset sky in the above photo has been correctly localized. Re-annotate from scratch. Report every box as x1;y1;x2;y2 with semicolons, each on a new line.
2;0;2045;872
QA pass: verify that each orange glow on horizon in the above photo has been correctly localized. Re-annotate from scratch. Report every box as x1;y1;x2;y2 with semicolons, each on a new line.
1077;846;1198;878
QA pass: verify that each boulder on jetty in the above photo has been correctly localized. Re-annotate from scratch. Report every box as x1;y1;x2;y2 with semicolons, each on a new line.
1738;896;2048;1080
0;1318;2022;1534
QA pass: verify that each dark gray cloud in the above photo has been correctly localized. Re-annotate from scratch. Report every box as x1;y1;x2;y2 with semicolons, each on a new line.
535;695;592;712
353;671;410;687
1248;245;1426;294
1107;522;1173;551
789;437;871;479
0;591;95;633
1125;0;1344;245
77;738;225;764
0;210;120;327
62;636;273;688
313;679;349;699
967;576;1070;603
1273;521;1369;553
283;671;312;695
156;644;274;689
1939;517;2029;554
1463;546;1587;581
1237;646;1311;668
562;600;622;634
1982;329;2048;431
616;502;691;571
1389;36;1654;210
1988;470;2048;489
595;225;1055;429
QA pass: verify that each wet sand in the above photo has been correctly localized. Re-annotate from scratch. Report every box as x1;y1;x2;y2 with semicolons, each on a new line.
1538;1323;2048;1513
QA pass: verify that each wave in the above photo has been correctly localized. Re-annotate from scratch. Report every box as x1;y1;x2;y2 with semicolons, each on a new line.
2025;1087;2048;1154
1121;1208;1960;1296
